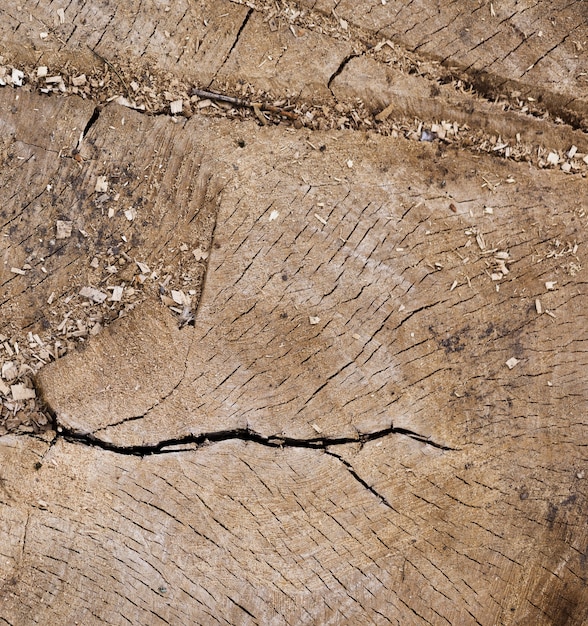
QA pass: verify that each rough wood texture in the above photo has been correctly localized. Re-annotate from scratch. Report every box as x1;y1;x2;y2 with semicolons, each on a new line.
331;55;588;152
1;1;587;624
0;1;250;87
0;87;220;339
303;0;588;126
40;108;587;452
30;97;588;625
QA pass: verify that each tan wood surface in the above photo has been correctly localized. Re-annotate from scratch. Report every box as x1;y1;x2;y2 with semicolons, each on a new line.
1;1;587;624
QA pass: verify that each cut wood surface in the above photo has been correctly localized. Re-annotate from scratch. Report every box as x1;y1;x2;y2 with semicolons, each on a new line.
302;0;588;125
0;1;587;625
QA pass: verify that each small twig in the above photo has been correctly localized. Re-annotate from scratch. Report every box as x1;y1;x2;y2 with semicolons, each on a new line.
87;45;130;96
189;88;299;121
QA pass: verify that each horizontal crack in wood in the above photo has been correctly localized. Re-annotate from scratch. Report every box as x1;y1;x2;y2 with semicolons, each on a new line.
53;422;457;456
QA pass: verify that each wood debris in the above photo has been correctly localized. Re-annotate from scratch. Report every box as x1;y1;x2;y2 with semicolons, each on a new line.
109;286;124;302
11;384;36;401
193;248;209;261
79;287;108;304
95;176;108;193
375;103;395;122
506;357;520;369
124;207;137;221
171;290;191;307
56;220;73;239
11;68;24;86
189;88;299;121
170;100;183;115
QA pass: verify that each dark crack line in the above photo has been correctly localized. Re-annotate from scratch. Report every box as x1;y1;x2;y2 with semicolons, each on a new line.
73;105;101;154
51;418;456;457
327;53;361;93
207;8;253;89
324;449;396;511
82;106;101;137
47;419;455;511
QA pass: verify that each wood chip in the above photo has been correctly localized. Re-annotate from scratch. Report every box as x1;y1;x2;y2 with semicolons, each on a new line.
0;380;10;396
545;281;557;291
2;362;18;381
136;261;151;274
124;207;137;221
95;176;108;193
314;214;327;225
375;103;395;122
309;316;320;325
269;210;279;221
193;248;209;261
11;384;36;401
506;357;520;369
79;286;108;303
171;290;190;306
11;69;24;86
109;286;124;302
160;294;176;307
535;299;543;314
10;267;26;275
170;100;183;115
56;220;73;239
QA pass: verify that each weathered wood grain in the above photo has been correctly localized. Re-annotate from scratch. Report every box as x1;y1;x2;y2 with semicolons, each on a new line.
1;1;587;624
1;416;586;623
0;0;250;88
0;88;220;340
0;91;93;330
211;11;353;101
32;94;587;623
1;0;586;180
331;55;588;153
40;101;587;451
301;0;588;126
